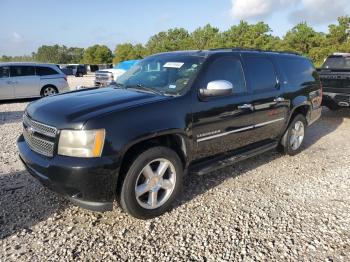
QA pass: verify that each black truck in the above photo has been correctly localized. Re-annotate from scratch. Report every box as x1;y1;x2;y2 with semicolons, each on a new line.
318;53;350;109
17;49;322;219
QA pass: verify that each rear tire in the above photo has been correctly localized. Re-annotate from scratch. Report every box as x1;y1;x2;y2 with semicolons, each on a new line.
41;85;58;97
278;114;307;156
119;146;183;219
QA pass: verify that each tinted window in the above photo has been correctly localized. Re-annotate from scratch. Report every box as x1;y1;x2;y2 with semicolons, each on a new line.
244;57;277;91
0;66;10;78
36;66;58;76
203;56;246;94
10;66;35;77
278;57;316;87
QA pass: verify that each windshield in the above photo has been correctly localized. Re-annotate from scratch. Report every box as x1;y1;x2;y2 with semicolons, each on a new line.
115;60;140;70
323;56;350;69
116;55;204;96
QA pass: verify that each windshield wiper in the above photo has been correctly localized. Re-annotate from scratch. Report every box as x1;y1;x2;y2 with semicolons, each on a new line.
127;84;164;96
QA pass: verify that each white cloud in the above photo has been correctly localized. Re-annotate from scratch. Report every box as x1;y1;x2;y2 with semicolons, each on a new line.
289;0;350;25
230;0;349;25
230;0;297;20
10;32;23;43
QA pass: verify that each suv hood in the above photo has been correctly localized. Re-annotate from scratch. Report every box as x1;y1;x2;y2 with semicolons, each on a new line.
26;87;168;129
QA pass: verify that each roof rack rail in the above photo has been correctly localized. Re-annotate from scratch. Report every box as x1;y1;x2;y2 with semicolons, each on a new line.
208;47;264;52
275;50;301;56
207;47;301;56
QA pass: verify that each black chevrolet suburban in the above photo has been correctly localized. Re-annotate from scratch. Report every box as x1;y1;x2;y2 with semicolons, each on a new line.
17;49;322;219
319;53;350;109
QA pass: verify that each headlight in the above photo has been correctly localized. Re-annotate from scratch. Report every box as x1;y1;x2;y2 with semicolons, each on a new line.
58;129;105;158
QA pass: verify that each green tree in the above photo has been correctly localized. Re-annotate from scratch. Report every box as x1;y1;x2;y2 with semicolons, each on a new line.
328;16;350;45
81;45;113;64
146;28;191;54
113;43;145;64
67;47;84;63
34;45;71;63
326;16;350;52
0;55;34;62
282;22;327;65
222;21;280;50
189;24;222;50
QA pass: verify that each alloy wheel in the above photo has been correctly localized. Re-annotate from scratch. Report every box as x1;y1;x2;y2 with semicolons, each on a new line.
290;120;305;150
135;158;176;209
43;87;57;96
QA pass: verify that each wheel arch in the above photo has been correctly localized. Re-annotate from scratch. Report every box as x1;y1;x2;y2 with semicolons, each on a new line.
288;96;312;126
40;84;58;96
116;132;190;195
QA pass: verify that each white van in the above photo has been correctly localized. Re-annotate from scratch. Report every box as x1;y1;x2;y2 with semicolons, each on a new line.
0;63;69;100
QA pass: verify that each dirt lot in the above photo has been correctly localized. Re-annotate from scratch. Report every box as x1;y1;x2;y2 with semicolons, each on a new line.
0;93;350;260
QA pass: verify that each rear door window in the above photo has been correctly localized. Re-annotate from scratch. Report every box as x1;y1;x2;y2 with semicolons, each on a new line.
278;57;317;87
244;57;277;91
203;56;247;94
0;66;10;78
10;66;35;77
36;66;58;76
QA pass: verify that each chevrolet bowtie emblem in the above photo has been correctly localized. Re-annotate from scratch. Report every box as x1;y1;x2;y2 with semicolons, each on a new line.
27;126;35;135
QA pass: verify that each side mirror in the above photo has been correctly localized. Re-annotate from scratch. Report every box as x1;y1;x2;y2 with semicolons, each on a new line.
199;80;233;99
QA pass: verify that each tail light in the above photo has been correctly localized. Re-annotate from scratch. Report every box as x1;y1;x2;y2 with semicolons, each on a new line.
64;75;67;82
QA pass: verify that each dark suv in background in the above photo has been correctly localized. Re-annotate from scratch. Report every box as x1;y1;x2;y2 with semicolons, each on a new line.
17;49;322;219
61;64;87;77
318;53;350;109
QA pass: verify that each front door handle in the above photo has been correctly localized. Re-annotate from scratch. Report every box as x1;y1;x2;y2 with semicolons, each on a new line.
6;80;16;84
274;97;285;102
238;104;254;110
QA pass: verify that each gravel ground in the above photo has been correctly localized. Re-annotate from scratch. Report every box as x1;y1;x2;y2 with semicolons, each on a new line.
67;75;95;90
1;99;350;261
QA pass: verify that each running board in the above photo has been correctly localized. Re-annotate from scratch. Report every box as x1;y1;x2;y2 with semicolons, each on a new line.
189;141;278;176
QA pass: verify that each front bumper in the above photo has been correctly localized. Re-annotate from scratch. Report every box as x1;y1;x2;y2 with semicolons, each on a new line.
94;80;115;87
17;135;120;212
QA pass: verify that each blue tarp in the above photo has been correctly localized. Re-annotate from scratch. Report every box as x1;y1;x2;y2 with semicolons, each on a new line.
115;60;140;70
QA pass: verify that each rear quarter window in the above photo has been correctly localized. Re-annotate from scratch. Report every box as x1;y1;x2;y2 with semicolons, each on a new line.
36;66;59;76
278;57;317;87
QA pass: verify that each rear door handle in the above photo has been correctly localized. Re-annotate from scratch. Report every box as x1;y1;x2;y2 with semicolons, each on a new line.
6;80;17;84
238;104;254;110
274;97;285;102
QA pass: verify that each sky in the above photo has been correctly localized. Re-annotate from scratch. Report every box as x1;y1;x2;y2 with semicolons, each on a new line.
0;0;349;56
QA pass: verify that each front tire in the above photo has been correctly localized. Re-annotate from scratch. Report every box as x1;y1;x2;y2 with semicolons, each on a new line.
119;146;183;219
279;114;307;156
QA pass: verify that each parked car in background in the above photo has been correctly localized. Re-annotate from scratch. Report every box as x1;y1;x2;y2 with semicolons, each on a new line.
95;60;140;87
0;62;69;100
318;53;350;110
17;49;322;219
61;64;87;77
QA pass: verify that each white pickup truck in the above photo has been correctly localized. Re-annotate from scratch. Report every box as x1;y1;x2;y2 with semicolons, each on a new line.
94;60;140;87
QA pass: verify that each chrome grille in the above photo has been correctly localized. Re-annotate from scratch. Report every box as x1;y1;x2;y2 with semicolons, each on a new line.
23;114;57;138
23;114;57;157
